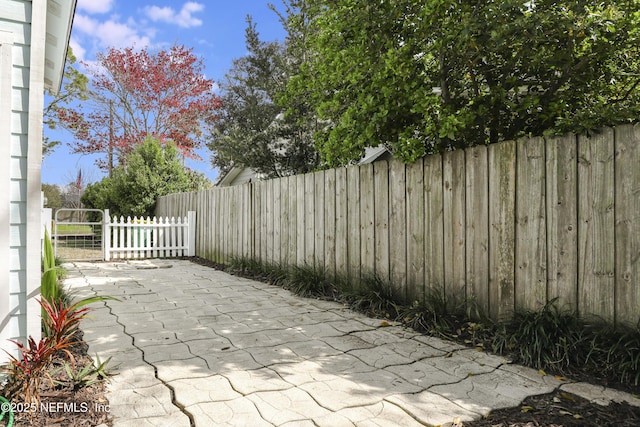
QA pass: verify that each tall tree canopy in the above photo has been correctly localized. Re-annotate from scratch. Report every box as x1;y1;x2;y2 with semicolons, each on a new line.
43;47;89;157
81;136;211;217
58;45;221;172
207;16;319;178
283;0;640;165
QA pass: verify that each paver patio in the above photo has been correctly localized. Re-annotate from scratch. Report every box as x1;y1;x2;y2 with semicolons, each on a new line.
64;259;595;426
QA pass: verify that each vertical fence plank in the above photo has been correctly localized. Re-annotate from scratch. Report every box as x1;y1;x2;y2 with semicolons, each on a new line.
213;189;220;262
254;182;262;263
314;171;325;268
443;150;466;306
266;180;275;264
615;124;640;326
170;217;177;257
229;188;236;261
488;141;516;319
424;153;445;297
296;174;306;265
406;159;425;302
347;166;361;280
221;189;227;261
516;137;547;311
304;173;315;266
176;217;183;257
126;217;133;259
373;161;390;282
287;176;297;266
466;146;490;313
279;179;289;265
546;134;578;312
324;169;337;276
335;168;348;277
578;128;615;321
273;179;282;265
360;164;375;276
389;159;407;302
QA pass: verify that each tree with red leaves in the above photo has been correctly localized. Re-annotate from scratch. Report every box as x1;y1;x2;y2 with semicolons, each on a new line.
57;44;221;174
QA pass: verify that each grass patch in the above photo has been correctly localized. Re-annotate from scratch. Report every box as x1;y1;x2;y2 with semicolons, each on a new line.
55;224;94;235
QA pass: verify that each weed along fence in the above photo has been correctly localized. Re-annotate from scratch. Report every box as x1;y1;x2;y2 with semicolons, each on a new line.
103;210;196;260
157;125;640;325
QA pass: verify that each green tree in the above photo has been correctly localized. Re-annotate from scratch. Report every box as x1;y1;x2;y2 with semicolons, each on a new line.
82;136;205;217
207;15;319;178
41;184;62;209
43;47;89;157
284;0;640;165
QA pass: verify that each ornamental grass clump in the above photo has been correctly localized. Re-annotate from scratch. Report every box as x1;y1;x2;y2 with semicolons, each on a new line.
398;287;459;337
342;273;400;319
285;263;336;298
588;322;640;386
495;298;587;373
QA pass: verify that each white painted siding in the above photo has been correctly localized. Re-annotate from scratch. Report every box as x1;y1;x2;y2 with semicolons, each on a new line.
0;0;38;363
0;29;13;358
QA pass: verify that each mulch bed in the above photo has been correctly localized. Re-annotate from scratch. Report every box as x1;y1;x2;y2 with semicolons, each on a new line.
464;389;640;427
0;332;112;427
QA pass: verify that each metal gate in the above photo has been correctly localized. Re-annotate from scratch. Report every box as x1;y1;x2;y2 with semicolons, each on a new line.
53;208;105;261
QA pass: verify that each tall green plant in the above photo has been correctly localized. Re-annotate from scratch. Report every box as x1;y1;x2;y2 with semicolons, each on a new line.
41;228;61;303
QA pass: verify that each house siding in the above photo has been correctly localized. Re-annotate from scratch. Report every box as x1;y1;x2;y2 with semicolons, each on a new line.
0;0;39;363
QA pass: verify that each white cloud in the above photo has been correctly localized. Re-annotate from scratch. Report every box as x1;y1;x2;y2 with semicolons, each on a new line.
144;2;204;28
68;37;86;62
76;0;114;14
73;14;151;49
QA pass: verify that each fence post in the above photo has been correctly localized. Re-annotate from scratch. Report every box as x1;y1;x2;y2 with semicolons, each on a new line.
103;209;110;261
188;211;196;257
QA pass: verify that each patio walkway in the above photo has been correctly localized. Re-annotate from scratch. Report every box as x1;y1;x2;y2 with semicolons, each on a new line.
63;259;637;427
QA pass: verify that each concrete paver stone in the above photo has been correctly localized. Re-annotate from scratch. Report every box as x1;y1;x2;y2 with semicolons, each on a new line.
62;259;639;426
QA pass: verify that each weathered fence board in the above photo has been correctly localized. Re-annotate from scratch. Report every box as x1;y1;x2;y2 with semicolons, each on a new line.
360;164;375;277
347;166;361;279
424;153;444;297
335;168;348;277
488;140;516;319
516;137;547;311
615;125;640;325
296;174;305;265
373;161;390;281
465;145;490;311
406;159;425;301
546;134;578;311
388;159;408;302
443;150;466;303
314;171;325;268
578;128;615;321
324;169;337;275
156;126;640;324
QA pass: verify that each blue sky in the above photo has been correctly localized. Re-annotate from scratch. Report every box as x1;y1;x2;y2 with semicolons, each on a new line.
42;0;287;186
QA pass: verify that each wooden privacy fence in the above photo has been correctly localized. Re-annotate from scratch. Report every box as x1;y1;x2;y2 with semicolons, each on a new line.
104;210;196;260
157;125;640;325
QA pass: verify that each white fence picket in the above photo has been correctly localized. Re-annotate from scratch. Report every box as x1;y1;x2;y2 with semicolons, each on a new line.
103;211;195;260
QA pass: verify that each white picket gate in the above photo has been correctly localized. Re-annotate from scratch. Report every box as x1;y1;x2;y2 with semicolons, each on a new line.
104;210;195;261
